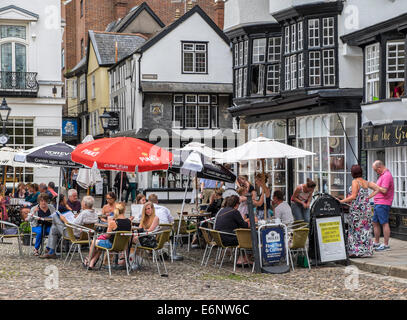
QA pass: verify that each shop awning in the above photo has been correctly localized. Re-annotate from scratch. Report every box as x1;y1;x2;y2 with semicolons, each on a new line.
141;81;233;93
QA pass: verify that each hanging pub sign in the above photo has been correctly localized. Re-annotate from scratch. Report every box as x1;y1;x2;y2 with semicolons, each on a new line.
62;118;78;137
108;111;120;130
362;123;407;149
260;226;286;264
315;216;347;263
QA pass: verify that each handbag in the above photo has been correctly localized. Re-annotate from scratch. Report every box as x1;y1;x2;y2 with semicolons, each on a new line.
138;228;157;248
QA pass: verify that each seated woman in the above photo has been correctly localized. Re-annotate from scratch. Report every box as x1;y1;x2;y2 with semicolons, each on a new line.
84;203;131;270
207;188;224;218
20;183;40;221
214;195;256;264
26;193;56;256
101;192;117;222
14;183;27;199
132;202;160;244
57;194;73;214
237;186;248;220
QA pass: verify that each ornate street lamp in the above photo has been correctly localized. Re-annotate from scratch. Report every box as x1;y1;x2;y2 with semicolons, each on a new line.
0;98;11;146
99;108;111;137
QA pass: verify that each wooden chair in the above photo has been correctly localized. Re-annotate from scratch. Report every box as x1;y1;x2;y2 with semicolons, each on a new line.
289;227;311;271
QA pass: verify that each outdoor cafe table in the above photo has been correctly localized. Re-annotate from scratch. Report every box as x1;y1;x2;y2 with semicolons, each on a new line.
31;216;53;254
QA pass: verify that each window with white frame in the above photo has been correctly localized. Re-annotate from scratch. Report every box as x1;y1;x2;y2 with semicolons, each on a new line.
291;23;296;52
244;40;248;65
235;70;241;98
298;53;304;88
386;40;405;98
234;38;249;98
285;26;290;54
172;94;218;129
239;41;244;66
238;68;243;98
385;147;407;208
309;51;321;86
79;75;86;101
295;113;358;199
4;118;34;183
234;43;238;67
71;79;77;99
308;19;320;48
298;21;303;51
365;43;380;102
182;42;207;73
266;64;280;94
252;38;266;63
323;17;335;47
243;68;247;96
285;56;290;90
323;49;335;86
268;37;281;63
290;55;297;90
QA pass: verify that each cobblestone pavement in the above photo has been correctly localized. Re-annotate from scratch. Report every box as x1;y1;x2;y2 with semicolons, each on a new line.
0;239;406;300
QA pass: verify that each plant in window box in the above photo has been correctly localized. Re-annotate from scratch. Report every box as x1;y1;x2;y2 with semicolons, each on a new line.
19;221;32;246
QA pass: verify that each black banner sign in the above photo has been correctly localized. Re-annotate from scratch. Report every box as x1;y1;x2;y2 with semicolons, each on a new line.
362;124;407;149
108;111;119;130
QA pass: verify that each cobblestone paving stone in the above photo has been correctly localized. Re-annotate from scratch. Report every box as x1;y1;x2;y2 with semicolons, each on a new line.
0;240;406;300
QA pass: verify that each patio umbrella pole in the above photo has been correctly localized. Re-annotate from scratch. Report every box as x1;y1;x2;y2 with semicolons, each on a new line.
56;167;62;211
195;177;199;212
262;158;267;220
12;167;16;196
119;171;123;202
171;175;190;261
247;195;261;273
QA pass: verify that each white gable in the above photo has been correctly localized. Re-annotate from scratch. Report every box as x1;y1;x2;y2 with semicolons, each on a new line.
141;11;232;84
0;6;38;22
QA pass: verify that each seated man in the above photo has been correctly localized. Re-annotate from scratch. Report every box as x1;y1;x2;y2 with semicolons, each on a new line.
67;189;81;213
47;182;58;198
41;196;98;259
147;193;173;225
207;188;224;218
272;190;294;225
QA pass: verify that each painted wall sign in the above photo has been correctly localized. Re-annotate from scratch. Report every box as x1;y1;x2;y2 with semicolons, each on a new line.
37;128;61;136
362;124;407;149
142;74;158;80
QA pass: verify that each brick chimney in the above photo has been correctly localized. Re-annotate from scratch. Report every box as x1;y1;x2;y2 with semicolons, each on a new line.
174;8;181;21
214;0;225;30
186;0;193;12
114;0;128;20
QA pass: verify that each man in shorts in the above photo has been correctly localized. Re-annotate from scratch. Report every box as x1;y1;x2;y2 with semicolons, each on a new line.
372;160;394;251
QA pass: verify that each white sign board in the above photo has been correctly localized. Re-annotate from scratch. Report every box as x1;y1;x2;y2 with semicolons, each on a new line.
95;181;103;195
316;216;347;263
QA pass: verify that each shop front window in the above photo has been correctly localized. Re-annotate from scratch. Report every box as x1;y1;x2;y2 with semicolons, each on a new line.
385;147;407;208
295;114;358;200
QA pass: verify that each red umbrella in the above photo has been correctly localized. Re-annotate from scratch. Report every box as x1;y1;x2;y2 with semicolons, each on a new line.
71;137;173;172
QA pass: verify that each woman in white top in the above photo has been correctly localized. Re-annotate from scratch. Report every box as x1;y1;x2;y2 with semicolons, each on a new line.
291;178;316;223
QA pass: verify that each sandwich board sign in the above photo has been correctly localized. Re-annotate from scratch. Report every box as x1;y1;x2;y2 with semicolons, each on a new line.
315;216;346;263
260;226;285;264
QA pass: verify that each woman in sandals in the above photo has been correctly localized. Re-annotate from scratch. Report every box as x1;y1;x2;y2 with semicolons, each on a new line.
339;165;381;257
27;193;56;256
84;202;131;269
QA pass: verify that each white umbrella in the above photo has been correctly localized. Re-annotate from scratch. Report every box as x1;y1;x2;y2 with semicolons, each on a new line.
213;136;315;163
181;142;222;160
76;136;102;190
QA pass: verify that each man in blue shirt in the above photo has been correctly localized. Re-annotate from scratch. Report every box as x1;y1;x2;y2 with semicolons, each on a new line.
200;178;219;204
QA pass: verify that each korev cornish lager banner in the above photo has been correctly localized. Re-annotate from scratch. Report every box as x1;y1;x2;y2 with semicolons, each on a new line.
316;216;346;263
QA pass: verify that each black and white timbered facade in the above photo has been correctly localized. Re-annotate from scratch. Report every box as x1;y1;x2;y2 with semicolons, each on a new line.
226;0;363;202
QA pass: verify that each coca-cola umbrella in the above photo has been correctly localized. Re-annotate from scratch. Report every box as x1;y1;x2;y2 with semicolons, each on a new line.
71;137;173;200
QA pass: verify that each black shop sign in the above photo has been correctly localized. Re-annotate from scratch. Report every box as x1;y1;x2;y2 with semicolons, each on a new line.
362;124;407;149
108;112;119;131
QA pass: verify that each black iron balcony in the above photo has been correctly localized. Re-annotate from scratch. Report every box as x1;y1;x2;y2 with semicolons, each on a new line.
0;71;39;97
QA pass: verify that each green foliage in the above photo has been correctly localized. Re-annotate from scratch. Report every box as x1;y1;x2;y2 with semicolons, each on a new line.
19;221;31;234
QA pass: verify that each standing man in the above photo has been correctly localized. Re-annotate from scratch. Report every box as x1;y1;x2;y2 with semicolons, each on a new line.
372;160;394;251
125;172;137;203
200;178;219;204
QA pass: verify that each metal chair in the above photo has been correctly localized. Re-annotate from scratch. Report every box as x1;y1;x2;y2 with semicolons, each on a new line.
63;223;95;265
172;219;196;252
199;226;217;266
96;231;132;276
0;221;22;256
135;229;171;276
208;229;238;269
288;227;311;271
159;223;173;262
234;228;255;273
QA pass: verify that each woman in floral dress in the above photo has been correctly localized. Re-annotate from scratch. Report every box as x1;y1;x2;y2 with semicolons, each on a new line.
339;165;381;257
